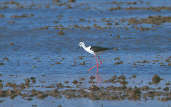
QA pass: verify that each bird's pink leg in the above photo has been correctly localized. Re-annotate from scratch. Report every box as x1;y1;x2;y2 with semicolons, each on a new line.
95;55;99;72
88;65;96;71
98;56;102;65
88;55;100;72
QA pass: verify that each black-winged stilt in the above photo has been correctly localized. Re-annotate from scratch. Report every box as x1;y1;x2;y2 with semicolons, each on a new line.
79;42;112;72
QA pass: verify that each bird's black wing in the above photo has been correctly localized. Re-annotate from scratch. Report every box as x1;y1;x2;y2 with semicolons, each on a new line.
90;46;111;52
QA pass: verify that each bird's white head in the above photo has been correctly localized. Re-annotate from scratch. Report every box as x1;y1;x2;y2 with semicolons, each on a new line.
79;42;85;47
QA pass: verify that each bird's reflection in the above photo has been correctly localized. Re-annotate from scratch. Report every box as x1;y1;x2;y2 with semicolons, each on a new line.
95;72;102;85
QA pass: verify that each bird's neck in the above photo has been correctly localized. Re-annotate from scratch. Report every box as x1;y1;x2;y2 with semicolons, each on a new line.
82;44;87;49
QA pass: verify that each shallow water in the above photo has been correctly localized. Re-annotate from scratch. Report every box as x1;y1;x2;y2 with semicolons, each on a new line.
0;0;171;106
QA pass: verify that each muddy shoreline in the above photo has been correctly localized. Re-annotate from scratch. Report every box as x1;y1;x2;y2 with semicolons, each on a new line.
0;74;171;103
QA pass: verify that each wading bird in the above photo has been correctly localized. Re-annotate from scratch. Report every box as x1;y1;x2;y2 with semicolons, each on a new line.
79;42;112;72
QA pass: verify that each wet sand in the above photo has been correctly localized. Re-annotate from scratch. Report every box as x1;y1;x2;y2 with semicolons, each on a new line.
0;73;171;107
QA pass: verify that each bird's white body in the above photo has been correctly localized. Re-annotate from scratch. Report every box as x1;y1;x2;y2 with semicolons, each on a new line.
79;42;95;55
79;41;105;72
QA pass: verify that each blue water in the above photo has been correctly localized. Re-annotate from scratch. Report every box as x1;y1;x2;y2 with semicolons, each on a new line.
0;0;171;106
